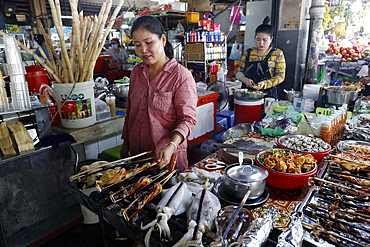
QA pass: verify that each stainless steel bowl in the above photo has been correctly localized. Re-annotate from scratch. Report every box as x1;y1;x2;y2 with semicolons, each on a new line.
323;86;360;105
221;123;251;142
233;89;266;101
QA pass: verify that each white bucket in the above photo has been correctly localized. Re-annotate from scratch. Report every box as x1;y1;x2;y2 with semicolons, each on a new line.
53;80;96;129
79;187;99;224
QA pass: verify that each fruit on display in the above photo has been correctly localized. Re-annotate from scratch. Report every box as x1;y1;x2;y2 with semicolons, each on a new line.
327;42;369;62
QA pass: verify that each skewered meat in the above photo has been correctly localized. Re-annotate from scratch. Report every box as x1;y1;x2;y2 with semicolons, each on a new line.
210;206;252;246
174;190;221;247
141;182;193;247
135;183;162;210
120;177;151;198
126;162;154;178
337;171;370;186
97;168;126;187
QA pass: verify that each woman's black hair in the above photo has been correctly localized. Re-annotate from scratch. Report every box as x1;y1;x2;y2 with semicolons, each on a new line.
36;34;45;46
131;16;173;59
255;16;274;38
111;38;122;48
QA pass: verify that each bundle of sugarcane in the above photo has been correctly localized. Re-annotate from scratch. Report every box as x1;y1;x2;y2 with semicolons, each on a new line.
0;0;124;84
0;122;17;156
7;122;34;153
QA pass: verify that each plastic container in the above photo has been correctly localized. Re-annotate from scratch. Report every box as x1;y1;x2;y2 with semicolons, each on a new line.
187;12;199;23
79;187;99;224
53;80;96;129
234;99;264;124
25;65;49;94
255;149;318;190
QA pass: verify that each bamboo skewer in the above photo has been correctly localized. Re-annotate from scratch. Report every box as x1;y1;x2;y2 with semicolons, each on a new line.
314;177;370;196
329;154;370;167
302;222;369;247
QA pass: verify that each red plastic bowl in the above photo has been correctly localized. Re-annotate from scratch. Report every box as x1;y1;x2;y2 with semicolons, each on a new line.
277;135;331;164
255;149;318;190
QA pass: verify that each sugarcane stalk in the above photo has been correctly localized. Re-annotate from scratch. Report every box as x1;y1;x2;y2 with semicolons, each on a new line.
71;0;84;82
37;46;54;69
88;0;124;80
82;16;99;70
48;0;73;83
79;10;84;37
36;19;61;75
82;0;109;82
80;16;88;49
0;31;63;83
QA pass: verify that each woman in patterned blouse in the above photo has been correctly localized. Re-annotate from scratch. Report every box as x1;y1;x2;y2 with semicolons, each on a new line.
236;16;286;99
120;16;197;172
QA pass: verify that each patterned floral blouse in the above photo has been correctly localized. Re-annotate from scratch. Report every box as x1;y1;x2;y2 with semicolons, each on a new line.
236;47;286;90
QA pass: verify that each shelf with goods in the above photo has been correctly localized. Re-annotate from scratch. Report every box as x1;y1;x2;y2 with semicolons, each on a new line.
184;33;227;83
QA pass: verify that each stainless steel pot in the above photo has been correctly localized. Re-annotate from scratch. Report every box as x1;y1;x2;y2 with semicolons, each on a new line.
233;89;266;101
113;83;129;98
223;158;268;200
323;86;360;105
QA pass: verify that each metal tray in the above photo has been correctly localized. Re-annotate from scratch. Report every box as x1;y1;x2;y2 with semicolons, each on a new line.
295;186;336;247
337;140;370;153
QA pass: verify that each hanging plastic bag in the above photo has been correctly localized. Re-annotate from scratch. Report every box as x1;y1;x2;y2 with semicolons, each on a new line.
175;21;185;35
39;84;55;106
229;5;241;25
229;43;243;61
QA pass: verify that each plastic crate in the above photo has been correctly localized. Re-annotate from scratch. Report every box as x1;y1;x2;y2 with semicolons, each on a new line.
315;107;352;119
216;116;228;129
216;110;235;128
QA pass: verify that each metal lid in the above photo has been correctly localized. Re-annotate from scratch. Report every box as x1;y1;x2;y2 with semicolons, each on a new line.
226;164;268;182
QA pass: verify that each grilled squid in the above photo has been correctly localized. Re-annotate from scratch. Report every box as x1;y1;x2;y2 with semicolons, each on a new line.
141;182;193;247
174;190;221;247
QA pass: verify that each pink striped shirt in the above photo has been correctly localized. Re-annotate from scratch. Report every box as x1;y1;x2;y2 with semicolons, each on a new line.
122;58;197;171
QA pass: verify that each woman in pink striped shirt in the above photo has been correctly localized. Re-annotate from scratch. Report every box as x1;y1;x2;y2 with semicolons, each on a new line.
120;16;197;172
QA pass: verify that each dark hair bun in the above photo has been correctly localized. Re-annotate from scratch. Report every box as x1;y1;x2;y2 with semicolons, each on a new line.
263;16;270;25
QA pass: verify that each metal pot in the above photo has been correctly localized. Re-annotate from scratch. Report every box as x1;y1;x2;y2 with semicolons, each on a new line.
233;89;265;101
283;89;302;103
323;86;360;105
113;83;129;98
223;158;268;200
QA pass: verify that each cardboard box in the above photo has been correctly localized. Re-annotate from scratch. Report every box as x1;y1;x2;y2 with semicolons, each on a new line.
236;31;245;43
187;0;211;12
184;54;205;60
185;43;205;54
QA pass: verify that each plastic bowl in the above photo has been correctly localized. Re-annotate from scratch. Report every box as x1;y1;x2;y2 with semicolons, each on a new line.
255;149;318;190
273;105;288;113
277;135;331;164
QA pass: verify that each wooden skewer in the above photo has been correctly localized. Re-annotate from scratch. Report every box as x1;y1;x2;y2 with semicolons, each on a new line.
329;154;370;167
314;177;370;196
302;222;369;247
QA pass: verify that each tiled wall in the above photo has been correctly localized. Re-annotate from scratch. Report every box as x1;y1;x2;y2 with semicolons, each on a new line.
74;132;123;160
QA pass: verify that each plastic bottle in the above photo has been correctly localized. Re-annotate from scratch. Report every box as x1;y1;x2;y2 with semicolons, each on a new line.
321;120;332;144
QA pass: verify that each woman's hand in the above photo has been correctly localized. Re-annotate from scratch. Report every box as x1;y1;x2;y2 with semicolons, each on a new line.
255;81;265;90
241;76;255;88
156;144;176;169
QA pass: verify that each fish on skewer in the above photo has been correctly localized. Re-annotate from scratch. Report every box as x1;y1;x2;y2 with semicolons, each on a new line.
141;180;193;247
121;170;175;221
173;181;221;247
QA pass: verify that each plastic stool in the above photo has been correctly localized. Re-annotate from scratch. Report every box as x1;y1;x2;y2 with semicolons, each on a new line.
216;110;235;128
216;116;228;129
